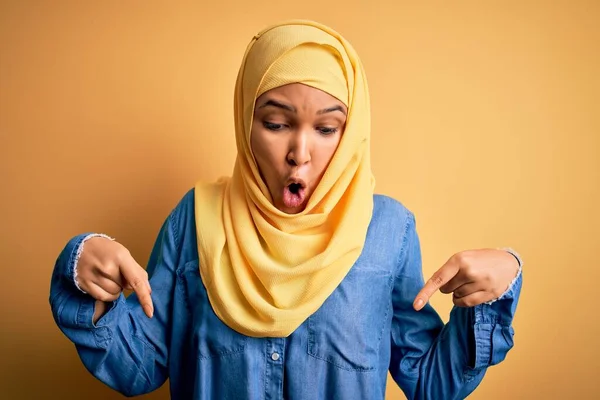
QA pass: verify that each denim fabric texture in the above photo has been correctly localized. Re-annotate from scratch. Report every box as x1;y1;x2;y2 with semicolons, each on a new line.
49;189;522;400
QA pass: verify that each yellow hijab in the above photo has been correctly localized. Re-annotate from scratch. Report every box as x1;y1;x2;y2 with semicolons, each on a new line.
194;20;375;337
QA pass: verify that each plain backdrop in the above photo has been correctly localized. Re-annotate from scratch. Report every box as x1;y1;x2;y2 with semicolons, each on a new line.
1;1;598;399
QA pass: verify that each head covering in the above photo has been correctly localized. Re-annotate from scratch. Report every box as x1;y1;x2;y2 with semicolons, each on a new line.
194;19;375;337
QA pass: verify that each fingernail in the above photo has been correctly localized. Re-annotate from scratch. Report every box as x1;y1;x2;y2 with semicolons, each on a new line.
144;305;154;318
414;299;424;310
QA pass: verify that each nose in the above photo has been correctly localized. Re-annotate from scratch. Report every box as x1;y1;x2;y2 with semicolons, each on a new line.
287;130;311;166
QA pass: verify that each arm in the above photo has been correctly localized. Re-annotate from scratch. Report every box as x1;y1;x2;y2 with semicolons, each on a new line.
389;213;522;400
48;213;180;396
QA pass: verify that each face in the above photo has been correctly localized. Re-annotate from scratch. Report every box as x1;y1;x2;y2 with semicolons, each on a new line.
251;83;347;214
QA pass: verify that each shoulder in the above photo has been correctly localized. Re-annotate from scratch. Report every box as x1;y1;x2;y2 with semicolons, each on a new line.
359;194;417;267
161;187;199;264
368;194;421;276
167;187;196;230
372;193;415;228
174;187;196;213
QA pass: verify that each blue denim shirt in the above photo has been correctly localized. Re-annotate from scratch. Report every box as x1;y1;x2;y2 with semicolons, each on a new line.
49;189;522;400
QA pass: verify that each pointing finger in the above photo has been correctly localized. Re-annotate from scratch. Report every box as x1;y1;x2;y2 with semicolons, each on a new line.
119;254;154;318
414;259;460;311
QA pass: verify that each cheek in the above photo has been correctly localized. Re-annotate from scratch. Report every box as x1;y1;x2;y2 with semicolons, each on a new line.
250;128;281;182
250;129;263;162
314;137;341;170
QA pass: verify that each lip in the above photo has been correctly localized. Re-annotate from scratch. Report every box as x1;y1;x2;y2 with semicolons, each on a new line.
285;177;308;188
282;176;308;211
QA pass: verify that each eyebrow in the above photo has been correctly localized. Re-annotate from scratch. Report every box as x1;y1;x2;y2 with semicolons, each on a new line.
258;99;347;116
317;105;347;116
259;99;296;113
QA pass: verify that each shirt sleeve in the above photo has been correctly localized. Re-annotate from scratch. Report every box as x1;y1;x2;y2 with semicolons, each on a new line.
388;212;522;400
48;211;181;397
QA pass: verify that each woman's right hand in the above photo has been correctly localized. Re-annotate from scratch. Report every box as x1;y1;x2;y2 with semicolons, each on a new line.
75;236;154;322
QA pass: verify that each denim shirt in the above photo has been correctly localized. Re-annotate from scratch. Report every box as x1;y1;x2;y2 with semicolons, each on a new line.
49;189;522;400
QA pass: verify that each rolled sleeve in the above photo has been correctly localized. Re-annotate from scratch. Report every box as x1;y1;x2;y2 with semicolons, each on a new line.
389;212;523;399
471;270;522;372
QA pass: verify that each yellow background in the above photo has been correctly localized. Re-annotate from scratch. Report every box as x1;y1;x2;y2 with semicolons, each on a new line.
1;1;598;399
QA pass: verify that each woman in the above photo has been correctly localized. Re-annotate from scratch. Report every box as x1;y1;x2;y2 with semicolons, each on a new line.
49;20;522;399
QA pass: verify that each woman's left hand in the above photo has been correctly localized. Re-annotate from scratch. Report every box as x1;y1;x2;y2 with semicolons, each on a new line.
413;249;520;311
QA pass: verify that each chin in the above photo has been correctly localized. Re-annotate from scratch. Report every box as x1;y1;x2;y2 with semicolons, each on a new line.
277;203;305;214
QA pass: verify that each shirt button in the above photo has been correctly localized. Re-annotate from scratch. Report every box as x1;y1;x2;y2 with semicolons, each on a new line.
271;352;280;361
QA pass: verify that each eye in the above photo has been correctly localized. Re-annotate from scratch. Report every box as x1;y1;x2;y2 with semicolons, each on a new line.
317;127;339;136
263;121;286;131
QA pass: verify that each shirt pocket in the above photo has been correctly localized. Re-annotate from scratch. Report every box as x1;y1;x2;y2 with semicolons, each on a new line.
178;260;247;360
307;262;393;372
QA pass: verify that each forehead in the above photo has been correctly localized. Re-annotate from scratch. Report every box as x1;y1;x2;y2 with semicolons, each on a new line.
256;83;347;109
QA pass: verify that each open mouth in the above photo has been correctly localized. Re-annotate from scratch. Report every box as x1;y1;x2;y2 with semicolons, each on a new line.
289;182;302;194
283;180;307;209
